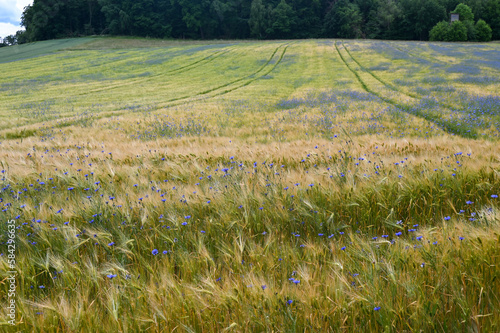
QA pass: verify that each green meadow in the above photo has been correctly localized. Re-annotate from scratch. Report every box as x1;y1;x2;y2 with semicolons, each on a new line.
0;37;499;332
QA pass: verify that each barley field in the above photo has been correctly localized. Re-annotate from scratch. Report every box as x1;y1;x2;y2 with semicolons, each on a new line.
0;37;499;332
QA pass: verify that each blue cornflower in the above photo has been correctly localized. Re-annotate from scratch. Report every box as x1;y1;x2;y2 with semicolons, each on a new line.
152;249;159;255
107;274;117;279
374;306;381;311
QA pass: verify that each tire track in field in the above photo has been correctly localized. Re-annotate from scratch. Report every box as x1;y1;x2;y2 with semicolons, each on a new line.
156;42;291;108
342;42;460;110
7;44;291;135
334;41;475;138
82;48;233;94
334;41;386;100
342;41;420;99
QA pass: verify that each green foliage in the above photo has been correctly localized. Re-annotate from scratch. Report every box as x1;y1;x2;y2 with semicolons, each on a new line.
268;0;297;39
249;0;267;38
396;0;447;40
15;0;500;44
475;19;493;41
452;3;474;22
429;20;450;41
483;0;500;39
446;20;468;41
375;0;402;39
463;19;477;41
324;0;363;38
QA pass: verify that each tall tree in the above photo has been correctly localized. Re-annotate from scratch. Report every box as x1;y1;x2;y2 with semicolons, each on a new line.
249;0;269;38
268;0;297;39
396;0;447;40
475;19;493;41
483;0;500;39
324;0;363;38
452;3;474;22
376;0;402;38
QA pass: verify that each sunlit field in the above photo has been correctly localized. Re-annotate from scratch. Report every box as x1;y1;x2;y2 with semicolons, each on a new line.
0;37;499;332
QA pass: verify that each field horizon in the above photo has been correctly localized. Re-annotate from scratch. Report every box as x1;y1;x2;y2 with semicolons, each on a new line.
0;37;499;332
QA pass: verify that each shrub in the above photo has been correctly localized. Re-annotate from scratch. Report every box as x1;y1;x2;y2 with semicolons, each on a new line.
452;4;474;22
475;19;492;42
429;21;449;41
446;21;467;41
463;20;476;41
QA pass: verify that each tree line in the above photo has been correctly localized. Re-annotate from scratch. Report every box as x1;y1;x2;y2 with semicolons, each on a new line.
2;0;499;46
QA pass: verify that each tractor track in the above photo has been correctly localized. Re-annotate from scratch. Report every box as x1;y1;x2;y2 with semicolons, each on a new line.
81;48;234;94
156;42;291;109
334;41;475;138
3;43;291;137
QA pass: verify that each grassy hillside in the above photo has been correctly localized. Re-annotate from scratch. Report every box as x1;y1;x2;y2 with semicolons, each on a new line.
0;38;93;64
0;37;499;332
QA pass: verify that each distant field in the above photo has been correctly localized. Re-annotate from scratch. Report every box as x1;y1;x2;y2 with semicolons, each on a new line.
0;37;499;332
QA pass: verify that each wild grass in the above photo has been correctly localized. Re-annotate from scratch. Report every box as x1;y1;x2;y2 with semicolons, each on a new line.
0;37;499;332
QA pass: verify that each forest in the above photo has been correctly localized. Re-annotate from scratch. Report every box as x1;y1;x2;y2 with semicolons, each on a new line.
3;0;500;45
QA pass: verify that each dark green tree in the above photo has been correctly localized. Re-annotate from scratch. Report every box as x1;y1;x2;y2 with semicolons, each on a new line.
446;20;467;41
376;0;402;39
176;0;218;39
463;20;476;41
429;20;449;41
268;0;297;39
324;0;363;38
4;35;17;45
249;0;269;38
397;0;447;40
289;0;323;38
452;3;474;22
475;19;492;41
483;0;500;39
